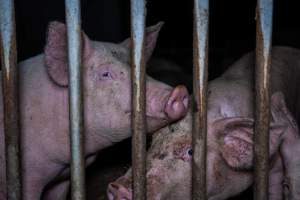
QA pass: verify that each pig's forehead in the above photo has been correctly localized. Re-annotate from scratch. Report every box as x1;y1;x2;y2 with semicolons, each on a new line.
151;114;192;146
91;41;130;61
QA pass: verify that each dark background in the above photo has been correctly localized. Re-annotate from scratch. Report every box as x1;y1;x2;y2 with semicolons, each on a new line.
13;0;300;199
15;0;300;80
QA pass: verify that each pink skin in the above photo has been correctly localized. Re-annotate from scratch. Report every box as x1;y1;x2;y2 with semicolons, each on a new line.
108;47;300;200
0;22;189;200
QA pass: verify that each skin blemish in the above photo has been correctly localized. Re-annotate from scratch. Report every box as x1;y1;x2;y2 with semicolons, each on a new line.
158;152;168;160
173;137;192;161
111;50;118;57
168;125;175;133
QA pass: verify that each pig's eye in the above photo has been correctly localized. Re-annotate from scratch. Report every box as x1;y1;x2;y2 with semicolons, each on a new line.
181;147;193;161
187;148;193;156
99;71;113;80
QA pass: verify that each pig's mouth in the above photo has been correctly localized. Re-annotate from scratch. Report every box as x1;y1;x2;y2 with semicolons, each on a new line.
124;110;168;120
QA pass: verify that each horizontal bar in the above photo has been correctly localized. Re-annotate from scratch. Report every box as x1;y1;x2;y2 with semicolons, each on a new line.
65;0;86;200
130;0;147;199
0;0;22;199
192;0;209;200
254;0;273;200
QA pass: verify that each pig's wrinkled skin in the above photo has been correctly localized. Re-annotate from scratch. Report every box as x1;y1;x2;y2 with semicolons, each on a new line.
108;46;300;200
0;21;189;200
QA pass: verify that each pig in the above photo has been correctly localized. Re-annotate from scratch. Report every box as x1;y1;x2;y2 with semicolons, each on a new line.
108;46;300;200
0;21;189;200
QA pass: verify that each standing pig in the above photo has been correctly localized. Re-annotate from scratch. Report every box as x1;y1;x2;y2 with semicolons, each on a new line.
0;21;189;200
108;46;300;200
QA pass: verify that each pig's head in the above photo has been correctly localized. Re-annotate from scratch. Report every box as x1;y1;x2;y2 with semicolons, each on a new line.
107;92;300;200
44;21;189;146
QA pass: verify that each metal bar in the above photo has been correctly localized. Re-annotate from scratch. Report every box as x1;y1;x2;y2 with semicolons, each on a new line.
65;1;86;200
254;0;273;200
192;0;209;200
130;0;146;199
0;0;22;199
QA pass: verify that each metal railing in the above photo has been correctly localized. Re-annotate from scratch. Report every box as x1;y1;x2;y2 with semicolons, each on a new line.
0;0;274;199
0;0;22;199
65;0;86;200
192;0;209;200
254;1;273;200
130;0;147;200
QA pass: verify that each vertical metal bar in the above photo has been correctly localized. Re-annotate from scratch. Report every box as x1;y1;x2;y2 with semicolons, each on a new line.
130;0;146;199
0;0;22;200
192;0;209;200
65;1;86;200
254;0;273;200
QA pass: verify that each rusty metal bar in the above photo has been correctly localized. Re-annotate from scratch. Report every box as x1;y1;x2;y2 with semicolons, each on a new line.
65;0;86;200
130;0;147;199
0;0;22;199
254;0;273;200
192;0;209;200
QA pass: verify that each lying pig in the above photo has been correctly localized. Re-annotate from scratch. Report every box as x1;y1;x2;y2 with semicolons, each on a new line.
108;46;300;200
0;21;189;200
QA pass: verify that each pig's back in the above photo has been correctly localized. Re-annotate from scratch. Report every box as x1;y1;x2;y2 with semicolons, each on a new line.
222;46;300;126
270;46;300;126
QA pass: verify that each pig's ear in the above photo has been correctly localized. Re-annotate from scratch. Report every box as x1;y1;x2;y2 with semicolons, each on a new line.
44;21;93;87
120;22;164;62
271;92;300;199
218;115;285;170
217;117;255;170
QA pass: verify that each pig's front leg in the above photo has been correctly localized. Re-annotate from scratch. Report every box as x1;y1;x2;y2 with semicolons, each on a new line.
42;180;70;200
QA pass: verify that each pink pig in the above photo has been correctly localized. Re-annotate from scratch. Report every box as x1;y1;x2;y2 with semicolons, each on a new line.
108;47;300;200
0;21;189;200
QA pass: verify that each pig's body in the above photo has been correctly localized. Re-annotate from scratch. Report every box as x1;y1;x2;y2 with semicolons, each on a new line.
210;46;300;125
108;46;300;200
0;21;189;200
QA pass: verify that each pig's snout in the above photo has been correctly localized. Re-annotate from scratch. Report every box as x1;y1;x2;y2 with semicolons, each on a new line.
107;182;132;200
165;85;189;120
